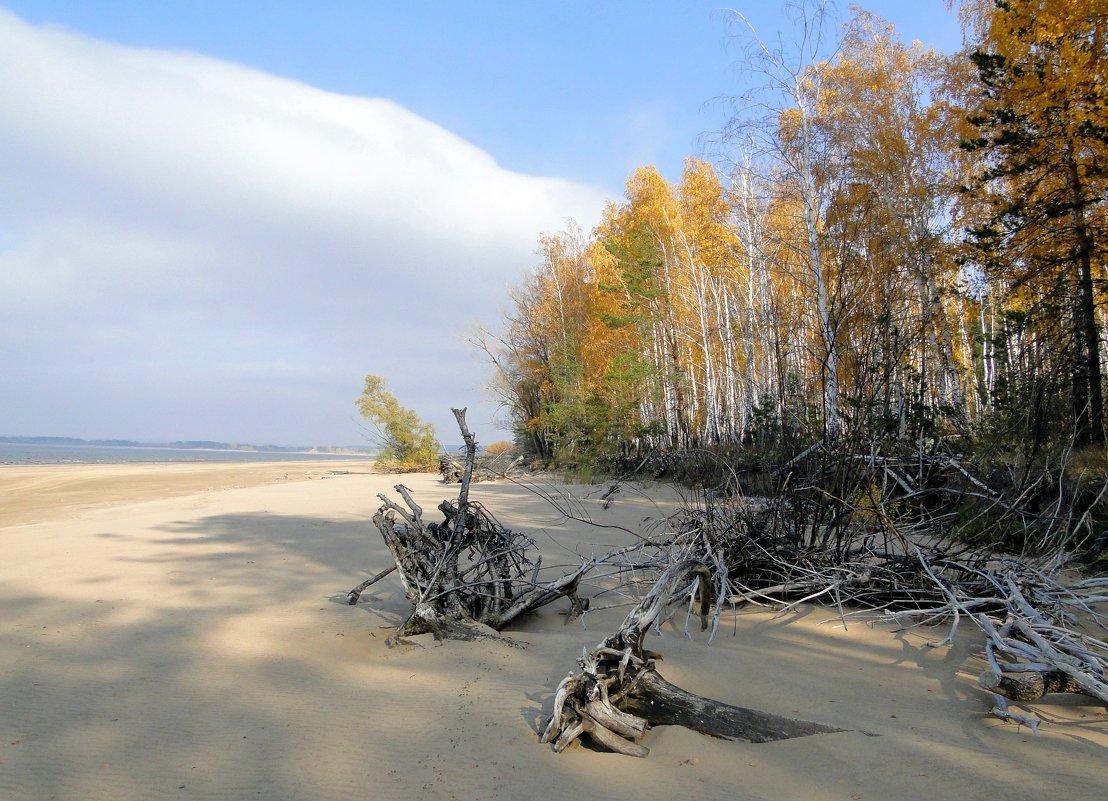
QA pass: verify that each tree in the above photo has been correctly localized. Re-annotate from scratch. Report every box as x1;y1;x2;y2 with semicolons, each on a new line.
481;2;1104;463
812;9;969;438
720;0;843;441
960;0;1107;445
356;374;440;470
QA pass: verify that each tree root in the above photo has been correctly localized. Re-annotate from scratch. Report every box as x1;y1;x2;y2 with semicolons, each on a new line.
347;408;593;643
542;560;855;756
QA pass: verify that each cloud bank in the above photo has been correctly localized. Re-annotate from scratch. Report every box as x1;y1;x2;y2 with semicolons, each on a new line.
0;10;607;446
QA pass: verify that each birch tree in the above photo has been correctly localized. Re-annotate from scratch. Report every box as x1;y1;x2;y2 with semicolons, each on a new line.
721;0;843;441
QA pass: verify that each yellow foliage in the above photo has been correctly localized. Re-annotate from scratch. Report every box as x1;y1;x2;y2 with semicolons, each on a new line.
485;441;513;457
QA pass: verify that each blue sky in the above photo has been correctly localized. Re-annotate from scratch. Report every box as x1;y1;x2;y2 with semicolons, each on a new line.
5;0;963;192
0;1;963;448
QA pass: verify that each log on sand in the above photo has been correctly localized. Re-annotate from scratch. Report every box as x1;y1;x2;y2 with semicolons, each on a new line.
541;560;855;756
978;668;1090;702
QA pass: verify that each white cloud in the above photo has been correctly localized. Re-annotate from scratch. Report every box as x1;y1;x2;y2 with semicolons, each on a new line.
0;10;607;445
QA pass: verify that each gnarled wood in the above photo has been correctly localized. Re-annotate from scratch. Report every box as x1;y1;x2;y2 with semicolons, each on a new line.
348;409;591;643
347;419;1108;750
542;560;854;756
979;668;1090;702
622;670;847;743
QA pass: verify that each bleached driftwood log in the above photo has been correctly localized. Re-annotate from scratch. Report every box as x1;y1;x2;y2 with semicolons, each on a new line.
541;559;851;756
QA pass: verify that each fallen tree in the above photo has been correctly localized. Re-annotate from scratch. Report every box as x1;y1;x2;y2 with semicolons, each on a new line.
348;409;589;644
347;415;1107;753
438;452;523;484
438;453;497;484
929;557;1108;731
530;471;1107;746
642;495;1108;734
347;415;863;754
540;559;854;756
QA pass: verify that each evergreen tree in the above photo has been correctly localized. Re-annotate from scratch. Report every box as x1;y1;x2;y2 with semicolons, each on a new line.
961;0;1107;444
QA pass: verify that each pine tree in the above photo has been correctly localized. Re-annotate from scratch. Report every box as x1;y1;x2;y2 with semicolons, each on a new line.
961;0;1107;444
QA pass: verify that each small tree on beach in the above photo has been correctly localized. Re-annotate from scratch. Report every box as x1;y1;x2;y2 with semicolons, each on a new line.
356;374;440;470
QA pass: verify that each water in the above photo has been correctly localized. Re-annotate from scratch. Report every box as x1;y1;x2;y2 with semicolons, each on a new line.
0;441;373;465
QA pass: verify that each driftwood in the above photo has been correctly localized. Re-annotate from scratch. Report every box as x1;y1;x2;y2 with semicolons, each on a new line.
654;491;1108;727
345;564;397;605
964;567;1108;707
349;408;589;644
347;423;1107;750
978;667;1088;701
439;454;501;483
541;560;851;756
439;448;531;484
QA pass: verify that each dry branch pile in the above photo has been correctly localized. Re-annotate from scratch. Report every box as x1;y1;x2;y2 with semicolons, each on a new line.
971;566;1108;702
347;417;1106;754
529;469;1106;751
931;559;1108;731
643;495;1108;735
348;409;589;645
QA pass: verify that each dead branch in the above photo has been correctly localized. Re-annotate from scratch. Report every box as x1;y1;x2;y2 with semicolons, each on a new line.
642;488;1108;732
345;564;397;605
348;409;592;643
542;559;852;756
347;427;1106;752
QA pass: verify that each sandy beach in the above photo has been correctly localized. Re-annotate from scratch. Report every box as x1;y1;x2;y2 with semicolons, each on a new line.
1;461;1104;801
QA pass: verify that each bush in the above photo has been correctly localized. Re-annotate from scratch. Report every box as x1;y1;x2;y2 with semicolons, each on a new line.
356;374;440;471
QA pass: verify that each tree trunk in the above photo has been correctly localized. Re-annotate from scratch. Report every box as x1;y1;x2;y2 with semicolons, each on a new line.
1064;137;1104;445
622;670;847;743
542;560;855;756
978;669;1090;703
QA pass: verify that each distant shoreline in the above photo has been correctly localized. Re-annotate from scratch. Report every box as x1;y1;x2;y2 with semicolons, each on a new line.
0;434;375;455
0;458;380;528
0;439;376;466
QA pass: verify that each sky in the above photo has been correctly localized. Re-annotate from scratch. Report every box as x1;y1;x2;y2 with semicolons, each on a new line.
0;1;963;449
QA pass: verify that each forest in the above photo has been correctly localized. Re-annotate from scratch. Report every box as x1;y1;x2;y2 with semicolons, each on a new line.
476;0;1107;557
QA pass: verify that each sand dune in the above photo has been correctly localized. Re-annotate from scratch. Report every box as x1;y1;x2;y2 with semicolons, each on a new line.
1;463;1104;800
